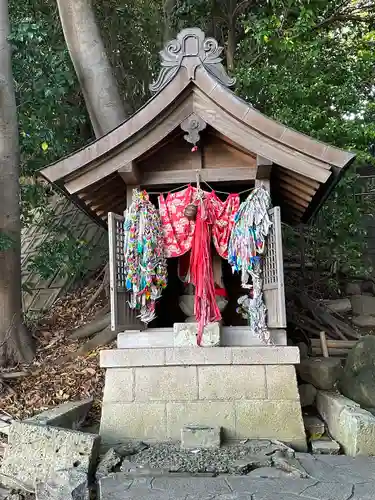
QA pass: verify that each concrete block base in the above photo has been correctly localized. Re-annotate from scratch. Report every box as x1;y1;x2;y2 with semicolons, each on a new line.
181;424;221;449
99;346;306;451
316;390;375;456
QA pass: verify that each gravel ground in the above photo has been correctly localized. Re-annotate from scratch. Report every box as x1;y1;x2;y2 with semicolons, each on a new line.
127;440;285;475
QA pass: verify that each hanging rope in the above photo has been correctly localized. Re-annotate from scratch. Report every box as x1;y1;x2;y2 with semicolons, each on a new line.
123;189;167;323
228;186;273;345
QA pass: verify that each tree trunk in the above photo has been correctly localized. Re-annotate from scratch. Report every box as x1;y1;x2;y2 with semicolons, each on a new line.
56;0;128;137
0;0;35;367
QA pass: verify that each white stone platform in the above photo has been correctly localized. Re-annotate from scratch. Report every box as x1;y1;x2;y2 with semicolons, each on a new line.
117;327;287;349
99;346;306;451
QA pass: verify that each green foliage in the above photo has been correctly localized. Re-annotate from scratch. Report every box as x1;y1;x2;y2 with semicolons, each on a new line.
8;0;375;283
9;0;91;222
0;233;14;252
234;0;375;277
8;1;94;280
26;227;92;281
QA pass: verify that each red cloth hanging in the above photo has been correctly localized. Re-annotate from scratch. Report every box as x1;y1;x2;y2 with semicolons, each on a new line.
189;199;221;345
158;186;239;344
158;186;239;258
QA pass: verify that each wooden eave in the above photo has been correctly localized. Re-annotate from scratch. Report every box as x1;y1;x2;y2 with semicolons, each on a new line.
40;66;355;225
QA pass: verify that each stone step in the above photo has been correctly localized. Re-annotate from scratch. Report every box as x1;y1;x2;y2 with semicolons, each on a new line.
117;327;286;348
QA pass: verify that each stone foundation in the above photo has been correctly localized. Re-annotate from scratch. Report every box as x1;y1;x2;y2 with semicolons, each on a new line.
99;346;306;451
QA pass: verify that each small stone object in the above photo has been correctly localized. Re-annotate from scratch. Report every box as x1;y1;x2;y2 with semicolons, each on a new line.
297;358;343;390
115;441;149;457
350;294;375;316
303;415;325;437
96;448;122;480
230;455;271;475
340;335;375;407
324;298;352;313
248;467;292;478
174;322;220;347
181;425;221;450
35;468;88;500
352;315;375;328
311;438;340;455
0;422;100;490
25;398;93;430
299;384;317;407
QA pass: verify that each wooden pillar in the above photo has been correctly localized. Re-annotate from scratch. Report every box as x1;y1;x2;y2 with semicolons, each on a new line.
256;155;272;192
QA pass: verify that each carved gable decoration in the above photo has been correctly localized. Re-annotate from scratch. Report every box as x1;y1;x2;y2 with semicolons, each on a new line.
180;114;206;146
150;28;235;94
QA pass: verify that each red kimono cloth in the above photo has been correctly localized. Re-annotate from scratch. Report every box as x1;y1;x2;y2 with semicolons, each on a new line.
158;186;240;344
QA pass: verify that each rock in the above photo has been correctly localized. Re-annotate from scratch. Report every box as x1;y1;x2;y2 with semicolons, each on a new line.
362;280;375;295
35;468;88;500
297;342;309;360
303;415;325;437
115;441;149;457
324;298;352;313
316;390;375;456
120;460;166;476
345;282;362;296
0;422;100;490
230;455;271;474
96;448;122;480
181;425;221;450
340;335;375;408
248;467;293;478
352;315;375;328
25;398;93;430
271;451;308;478
297;358;342;390
0;487;10;500
350;295;375;316
311;438;340;455
298;384;317;407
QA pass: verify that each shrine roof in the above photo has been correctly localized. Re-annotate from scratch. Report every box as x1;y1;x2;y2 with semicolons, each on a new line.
40;28;355;226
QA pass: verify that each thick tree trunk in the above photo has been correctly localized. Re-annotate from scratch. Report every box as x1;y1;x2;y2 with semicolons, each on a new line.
0;0;35;367
56;0;128;137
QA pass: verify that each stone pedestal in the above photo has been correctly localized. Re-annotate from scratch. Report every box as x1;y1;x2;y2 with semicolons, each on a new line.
99;346;306;451
174;322;220;347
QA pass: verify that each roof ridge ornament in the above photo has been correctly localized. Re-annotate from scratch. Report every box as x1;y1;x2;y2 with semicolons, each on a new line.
150;27;236;94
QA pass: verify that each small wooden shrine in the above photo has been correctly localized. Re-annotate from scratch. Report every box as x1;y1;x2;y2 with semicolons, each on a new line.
41;28;355;448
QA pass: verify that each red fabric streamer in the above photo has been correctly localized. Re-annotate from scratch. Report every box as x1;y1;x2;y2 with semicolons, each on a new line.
189;200;221;346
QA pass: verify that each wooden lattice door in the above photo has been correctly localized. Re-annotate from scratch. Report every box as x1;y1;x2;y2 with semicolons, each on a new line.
108;212;140;332
263;206;287;328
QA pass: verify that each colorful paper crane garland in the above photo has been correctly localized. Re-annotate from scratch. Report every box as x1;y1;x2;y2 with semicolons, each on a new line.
123;189;167;323
228;186;273;344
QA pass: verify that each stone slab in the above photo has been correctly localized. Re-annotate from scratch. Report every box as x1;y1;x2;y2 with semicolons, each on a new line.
303;415;325;436
180;425;221;449
101;347;300;368
311;438;340;455
173;322;220;347
316;390;375;456
351;294;375;316
297;358;342;390
117;327;287;348
25;398;93;430
0;422;100;490
35;468;88;500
